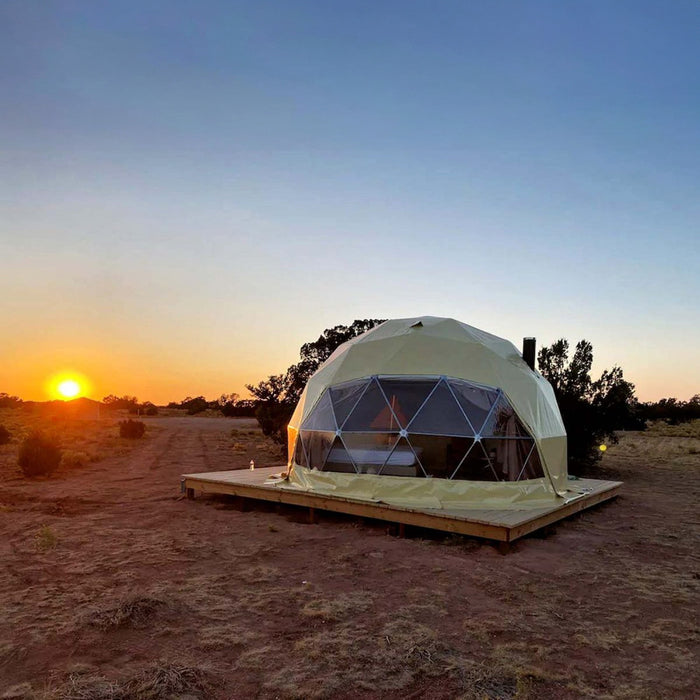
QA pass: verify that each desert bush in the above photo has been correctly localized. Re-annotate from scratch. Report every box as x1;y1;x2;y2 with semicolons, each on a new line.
119;419;146;439
18;431;62;477
0;424;10;445
35;524;57;551
61;450;90;468
88;595;165;630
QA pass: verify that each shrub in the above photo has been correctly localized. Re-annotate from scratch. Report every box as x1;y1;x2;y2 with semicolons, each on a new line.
119;419;146;439
35;524;57;551
127;401;158;416
0;393;22;408
0;425;10;445
61;450;90;468
18;431;62;477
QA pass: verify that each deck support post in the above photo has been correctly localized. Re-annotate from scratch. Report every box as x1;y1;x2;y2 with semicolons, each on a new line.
186;487;195;500
497;541;511;555
308;507;317;524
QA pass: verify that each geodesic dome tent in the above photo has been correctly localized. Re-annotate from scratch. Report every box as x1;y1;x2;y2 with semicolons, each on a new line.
278;317;569;509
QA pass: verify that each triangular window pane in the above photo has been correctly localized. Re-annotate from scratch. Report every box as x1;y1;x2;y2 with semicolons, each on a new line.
407;380;474;436
378;378;439;429
448;379;498;434
293;433;308;467
343;379;396;432
341;432;402;475
481;396;531;438
329;379;369;428
407;434;473;479
300;391;337;431
519;443;544;481
300;430;335;470
481;438;543;481
451;441;501;482
324;436;357;474
380;436;422;477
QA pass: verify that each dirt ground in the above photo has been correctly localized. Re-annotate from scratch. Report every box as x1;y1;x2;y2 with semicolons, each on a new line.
0;412;698;699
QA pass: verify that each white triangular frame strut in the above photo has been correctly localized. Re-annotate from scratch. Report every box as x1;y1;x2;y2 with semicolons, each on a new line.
299;375;544;482
376;433;428;478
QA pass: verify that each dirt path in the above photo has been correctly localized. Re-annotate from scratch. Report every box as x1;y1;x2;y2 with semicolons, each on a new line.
0;420;698;699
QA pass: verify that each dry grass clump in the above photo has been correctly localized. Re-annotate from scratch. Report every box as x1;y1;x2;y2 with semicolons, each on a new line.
86;595;166;631
44;663;213;700
301;591;374;622
608;431;700;465
447;660;519;700
646;419;700;438
197;622;263;651
35;524;58;552
60;450;94;468
124;663;212;699
230;428;259;437
45;673;122;700
239;616;455;698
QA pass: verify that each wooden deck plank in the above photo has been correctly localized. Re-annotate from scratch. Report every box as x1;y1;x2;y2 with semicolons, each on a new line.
181;467;621;543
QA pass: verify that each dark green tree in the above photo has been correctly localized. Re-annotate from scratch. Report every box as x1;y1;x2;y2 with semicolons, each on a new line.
247;319;386;445
538;339;643;472
179;396;209;415
640;395;700;424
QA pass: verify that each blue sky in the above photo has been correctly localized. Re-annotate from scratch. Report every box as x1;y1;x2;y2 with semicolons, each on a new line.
1;1;699;402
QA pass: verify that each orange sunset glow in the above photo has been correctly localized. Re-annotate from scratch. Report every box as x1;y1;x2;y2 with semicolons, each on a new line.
47;373;90;401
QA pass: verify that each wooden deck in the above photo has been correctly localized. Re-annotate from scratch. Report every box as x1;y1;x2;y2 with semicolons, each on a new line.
181;467;621;544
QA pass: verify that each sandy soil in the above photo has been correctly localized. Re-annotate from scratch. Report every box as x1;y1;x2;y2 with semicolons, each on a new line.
0;415;698;699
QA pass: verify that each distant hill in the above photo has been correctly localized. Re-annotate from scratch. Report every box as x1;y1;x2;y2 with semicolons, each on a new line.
22;397;107;420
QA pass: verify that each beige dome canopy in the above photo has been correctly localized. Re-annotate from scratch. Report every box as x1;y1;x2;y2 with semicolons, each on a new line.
281;317;568;509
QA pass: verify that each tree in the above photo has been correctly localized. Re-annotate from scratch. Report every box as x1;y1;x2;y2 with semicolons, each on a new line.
639;395;700;425
0;393;22;409
538;339;643;472
215;393;256;417
246;319;386;445
103;395;139;410
285;319;386;404
130;401;158;416
178;396;209;415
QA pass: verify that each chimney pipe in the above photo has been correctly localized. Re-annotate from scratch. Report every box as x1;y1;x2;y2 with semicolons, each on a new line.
523;337;536;371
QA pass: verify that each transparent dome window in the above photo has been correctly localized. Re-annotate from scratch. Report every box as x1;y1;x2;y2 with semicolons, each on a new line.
295;376;545;482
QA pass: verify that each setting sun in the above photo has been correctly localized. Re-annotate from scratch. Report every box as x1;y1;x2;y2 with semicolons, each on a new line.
47;371;91;401
57;379;81;399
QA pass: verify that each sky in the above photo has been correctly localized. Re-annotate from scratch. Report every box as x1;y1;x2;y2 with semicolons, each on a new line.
1;0;698;404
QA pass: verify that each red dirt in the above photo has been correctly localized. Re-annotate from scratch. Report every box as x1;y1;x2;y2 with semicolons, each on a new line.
0;417;698;699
